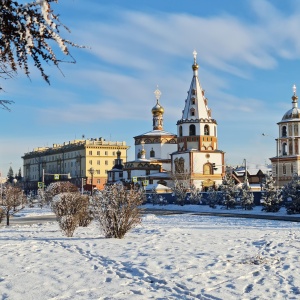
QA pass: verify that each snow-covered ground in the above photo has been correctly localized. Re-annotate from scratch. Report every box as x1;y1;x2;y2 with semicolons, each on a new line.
1;206;300;299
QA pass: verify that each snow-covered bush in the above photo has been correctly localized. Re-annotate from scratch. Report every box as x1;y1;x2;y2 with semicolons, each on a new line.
91;184;144;239
51;192;91;237
260;174;282;212
281;173;300;214
45;181;78;204
238;183;254;210
150;188;167;206
170;173;190;206
219;174;237;209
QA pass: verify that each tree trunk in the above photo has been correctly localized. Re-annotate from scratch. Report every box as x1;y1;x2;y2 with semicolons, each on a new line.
6;211;10;226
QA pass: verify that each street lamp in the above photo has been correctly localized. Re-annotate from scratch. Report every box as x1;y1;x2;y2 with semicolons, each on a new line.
89;167;95;196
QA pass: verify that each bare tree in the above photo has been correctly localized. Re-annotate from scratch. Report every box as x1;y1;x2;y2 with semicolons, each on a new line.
188;184;202;204
0;0;83;110
91;184;144;239
1;185;26;225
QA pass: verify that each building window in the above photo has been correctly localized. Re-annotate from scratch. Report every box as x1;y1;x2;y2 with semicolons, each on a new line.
291;163;294;175
190;108;195;116
179;126;183;137
192;89;196;95
137;151;141;159
150;148;155;158
191;98;196;105
204;125;210;136
105;151;108;155
146;170;150;175
97;160;100;165
203;163;212;175
89;151;92;155
89;160;92;165
97;151;100;155
105;170;108;174
283;143;287;155
97;179;100;184
189;124;196;136
113;151;115;156
105;160;108;165
96;170;100;174
283;164;286;175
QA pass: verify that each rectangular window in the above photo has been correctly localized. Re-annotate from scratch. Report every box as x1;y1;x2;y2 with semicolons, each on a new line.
96;170;100;174
97;179;100;184
97;160;100;165
97;151;100;155
105;170;108;174
105;151;108;155
105;160;108;165
89;160;92;165
89;151;92;155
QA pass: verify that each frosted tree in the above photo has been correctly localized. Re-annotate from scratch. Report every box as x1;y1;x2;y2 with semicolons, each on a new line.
281;173;300;214
1;185;26;225
170;173;190;206
260;174;282;212
44;181;78;204
219;174;237;209
91;184;144;239
0;0;83;110
238;183;254;210
188;184;202;204
51;192;91;237
207;186;219;208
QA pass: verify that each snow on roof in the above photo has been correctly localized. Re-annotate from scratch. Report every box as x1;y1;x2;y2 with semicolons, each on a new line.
135;130;176;137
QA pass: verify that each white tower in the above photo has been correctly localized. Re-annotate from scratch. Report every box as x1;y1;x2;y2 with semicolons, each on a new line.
171;51;225;190
271;85;300;187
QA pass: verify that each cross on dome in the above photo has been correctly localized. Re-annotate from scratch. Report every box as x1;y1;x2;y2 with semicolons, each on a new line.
154;86;162;101
193;50;197;64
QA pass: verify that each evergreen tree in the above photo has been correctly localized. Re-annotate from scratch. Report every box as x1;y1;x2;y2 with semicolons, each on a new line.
7;166;14;183
207;186;219;208
219;174;237;209
261;174;282;212
17;168;22;181
238;182;254;210
188;184;202;204
281;173;300;214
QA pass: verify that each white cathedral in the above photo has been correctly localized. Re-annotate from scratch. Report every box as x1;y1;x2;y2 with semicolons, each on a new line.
107;51;225;191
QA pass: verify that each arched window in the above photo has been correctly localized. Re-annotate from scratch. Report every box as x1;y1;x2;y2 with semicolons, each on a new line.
179;126;183;137
204;125;210;136
283;164;286;174
191;98;196;105
283;143;287;155
150;148;155;158
137;151;141;159
282;126;287;137
189;124;196;136
203;163;212;175
190;108;195;116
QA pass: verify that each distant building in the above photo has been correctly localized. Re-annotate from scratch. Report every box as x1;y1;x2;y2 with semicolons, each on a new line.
270;85;300;187
108;51;226;191
22;138;129;191
107;86;177;189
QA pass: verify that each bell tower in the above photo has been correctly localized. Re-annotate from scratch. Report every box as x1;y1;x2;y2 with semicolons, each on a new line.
171;51;225;190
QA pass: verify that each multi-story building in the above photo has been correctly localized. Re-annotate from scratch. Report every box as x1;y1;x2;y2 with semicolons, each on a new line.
22;138;129;192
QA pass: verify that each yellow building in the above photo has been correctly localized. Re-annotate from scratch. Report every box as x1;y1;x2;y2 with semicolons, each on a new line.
22;138;129;192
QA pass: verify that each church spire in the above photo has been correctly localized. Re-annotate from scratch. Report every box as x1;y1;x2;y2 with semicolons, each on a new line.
152;86;164;130
292;84;298;108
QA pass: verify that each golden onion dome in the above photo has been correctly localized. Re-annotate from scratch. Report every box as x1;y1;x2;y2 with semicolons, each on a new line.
152;100;164;114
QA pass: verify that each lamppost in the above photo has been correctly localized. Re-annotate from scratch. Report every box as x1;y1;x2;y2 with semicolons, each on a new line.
89;167;95;196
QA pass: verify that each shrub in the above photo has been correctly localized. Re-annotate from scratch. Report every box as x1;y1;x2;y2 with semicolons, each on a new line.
91;184;144;239
51;192;91;237
45;181;78;204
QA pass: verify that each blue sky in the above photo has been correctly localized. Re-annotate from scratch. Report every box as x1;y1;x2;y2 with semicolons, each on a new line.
1;0;300;177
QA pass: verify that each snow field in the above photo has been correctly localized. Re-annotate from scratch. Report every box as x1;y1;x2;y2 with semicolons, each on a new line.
0;212;300;299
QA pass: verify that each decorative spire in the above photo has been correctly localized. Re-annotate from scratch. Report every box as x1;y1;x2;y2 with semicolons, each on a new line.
292;84;298;108
192;49;199;74
154;85;162;103
140;140;146;159
152;86;164;130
